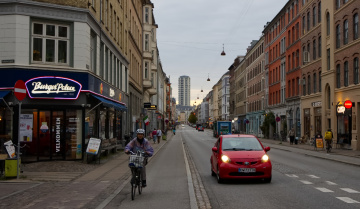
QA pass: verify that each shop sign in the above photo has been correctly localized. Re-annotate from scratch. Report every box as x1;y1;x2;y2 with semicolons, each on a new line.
311;101;321;107
337;106;345;114
55;117;61;152
25;76;82;99
109;88;115;97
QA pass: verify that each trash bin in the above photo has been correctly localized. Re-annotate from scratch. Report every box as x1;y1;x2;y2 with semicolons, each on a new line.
5;158;20;178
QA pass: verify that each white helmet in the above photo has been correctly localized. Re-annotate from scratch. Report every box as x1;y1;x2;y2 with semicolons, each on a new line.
136;129;145;134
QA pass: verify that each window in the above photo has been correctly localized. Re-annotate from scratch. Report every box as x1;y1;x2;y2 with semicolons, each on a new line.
313;6;316;27
354;58;359;84
318;36;321;57
307;43;311;62
105;0;108;27
354;14;358;40
32;22;69;64
90;30;97;73
318;2;321;23
336;24;341;48
313;39;316;60
302;16;306;34
303;77;306;96
344;20;348;45
327;13;330;36
144;61;149;79
307;12;310;31
313;73;317;93
145;7;149;23
336;64;341;88
145;34;149;51
336;0;340;9
319;71;322;92
307;75;311;95
100;42;104;78
327;49;330;70
344;61;349;87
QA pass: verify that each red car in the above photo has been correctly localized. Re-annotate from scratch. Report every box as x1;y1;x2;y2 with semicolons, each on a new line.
210;134;272;183
198;126;204;131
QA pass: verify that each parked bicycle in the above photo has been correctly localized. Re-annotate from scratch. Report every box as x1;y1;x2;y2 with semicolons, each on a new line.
127;150;148;200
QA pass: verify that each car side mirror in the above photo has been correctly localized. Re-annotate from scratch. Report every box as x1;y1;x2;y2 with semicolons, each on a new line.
212;147;218;152
264;147;270;152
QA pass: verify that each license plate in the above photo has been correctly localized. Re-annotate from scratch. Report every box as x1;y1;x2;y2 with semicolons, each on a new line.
239;168;256;173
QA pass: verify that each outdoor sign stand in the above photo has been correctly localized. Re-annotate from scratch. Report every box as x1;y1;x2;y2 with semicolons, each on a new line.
14;80;27;179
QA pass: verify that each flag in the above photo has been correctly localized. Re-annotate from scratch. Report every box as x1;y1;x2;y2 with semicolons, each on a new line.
143;115;150;126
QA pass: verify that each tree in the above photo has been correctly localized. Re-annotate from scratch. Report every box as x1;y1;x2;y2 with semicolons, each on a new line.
188;112;197;124
260;111;276;138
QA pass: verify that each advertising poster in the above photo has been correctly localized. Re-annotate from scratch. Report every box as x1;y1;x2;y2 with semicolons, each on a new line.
20;114;33;142
4;140;16;158
86;138;101;155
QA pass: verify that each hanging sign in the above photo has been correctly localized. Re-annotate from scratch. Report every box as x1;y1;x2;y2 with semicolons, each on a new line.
25;76;82;99
4;140;16;158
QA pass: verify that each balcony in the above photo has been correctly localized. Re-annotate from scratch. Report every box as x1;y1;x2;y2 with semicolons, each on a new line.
143;79;152;89
151;63;157;71
143;51;152;60
147;87;157;95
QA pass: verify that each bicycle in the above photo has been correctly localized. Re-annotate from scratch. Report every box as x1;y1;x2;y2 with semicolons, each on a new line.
127;151;147;200
325;139;332;153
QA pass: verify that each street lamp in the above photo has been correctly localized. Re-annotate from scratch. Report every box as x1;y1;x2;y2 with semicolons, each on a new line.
221;44;226;56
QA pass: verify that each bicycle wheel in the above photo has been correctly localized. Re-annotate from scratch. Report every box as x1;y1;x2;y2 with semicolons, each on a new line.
138;169;142;194
131;181;136;200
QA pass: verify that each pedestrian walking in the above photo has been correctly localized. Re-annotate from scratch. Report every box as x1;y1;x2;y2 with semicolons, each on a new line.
173;126;176;135
156;128;162;144
288;128;295;145
152;128;157;144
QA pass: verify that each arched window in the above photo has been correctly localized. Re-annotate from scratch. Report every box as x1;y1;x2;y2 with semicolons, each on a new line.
354;13;359;40
318;2;321;23
327;86;331;109
313;73;317;93
307;12;310;31
344;61;349;86
336;0;340;9
313;39;316;60
327;13;330;36
344;20;348;45
303;77;306;96
336;24;341;48
313;6;317;27
336;64;341;88
319;71;322;92
307;75;311;95
318;36;321;57
354;58;359;84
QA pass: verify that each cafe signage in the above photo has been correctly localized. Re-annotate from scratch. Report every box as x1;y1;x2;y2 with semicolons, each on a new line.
25;76;82;99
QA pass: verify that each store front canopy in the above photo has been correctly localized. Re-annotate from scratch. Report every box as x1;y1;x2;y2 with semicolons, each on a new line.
92;94;127;112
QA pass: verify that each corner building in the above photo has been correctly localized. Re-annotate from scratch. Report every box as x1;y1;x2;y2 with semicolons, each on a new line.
0;0;130;161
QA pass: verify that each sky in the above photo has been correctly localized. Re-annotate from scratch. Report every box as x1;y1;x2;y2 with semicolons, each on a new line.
152;0;289;106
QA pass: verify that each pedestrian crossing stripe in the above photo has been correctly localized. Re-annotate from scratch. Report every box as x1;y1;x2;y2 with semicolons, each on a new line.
336;197;360;203
340;188;360;193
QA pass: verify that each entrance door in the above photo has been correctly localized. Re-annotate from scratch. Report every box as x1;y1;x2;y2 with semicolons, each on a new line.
38;110;65;160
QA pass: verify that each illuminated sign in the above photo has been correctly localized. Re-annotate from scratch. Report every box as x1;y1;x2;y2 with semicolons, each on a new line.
344;100;352;109
337;106;345;114
25;76;82;99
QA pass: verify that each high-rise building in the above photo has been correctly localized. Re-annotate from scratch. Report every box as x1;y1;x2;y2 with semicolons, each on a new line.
178;76;191;106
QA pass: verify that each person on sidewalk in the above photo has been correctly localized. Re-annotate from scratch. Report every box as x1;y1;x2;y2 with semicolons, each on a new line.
173;126;176;135
288;128;295;145
156;128;162;144
152;128;157;144
125;129;154;187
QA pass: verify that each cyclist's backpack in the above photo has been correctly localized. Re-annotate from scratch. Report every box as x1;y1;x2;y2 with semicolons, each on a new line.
324;131;332;140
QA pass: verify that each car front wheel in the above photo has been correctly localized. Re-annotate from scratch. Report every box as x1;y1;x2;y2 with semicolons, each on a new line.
217;167;223;183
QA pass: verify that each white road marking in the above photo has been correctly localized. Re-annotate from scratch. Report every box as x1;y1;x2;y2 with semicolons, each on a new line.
336;197;360;203
315;187;334;193
325;181;337;185
300;180;313;184
307;175;320;178
341;188;360;193
286;174;299;178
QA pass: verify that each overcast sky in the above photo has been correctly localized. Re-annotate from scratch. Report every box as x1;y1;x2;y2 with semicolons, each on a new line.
152;0;288;105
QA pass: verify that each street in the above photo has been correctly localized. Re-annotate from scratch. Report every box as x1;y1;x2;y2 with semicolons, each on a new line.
1;125;360;209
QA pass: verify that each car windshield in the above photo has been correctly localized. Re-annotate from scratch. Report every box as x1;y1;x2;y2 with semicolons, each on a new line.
222;137;263;151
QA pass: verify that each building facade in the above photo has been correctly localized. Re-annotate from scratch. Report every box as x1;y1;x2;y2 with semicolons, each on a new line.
178;75;190;106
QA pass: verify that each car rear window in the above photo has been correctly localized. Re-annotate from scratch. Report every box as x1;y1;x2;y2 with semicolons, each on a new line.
222;137;263;151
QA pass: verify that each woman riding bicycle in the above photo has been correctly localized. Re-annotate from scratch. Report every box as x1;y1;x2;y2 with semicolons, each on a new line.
125;129;154;187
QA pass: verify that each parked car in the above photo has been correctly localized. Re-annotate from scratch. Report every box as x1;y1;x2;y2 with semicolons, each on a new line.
198;126;204;131
210;134;272;183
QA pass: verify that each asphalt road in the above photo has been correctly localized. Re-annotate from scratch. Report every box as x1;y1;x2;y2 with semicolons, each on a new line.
181;125;360;209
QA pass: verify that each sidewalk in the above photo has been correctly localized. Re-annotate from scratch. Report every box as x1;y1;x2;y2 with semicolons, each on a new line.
259;138;360;167
0;132;173;209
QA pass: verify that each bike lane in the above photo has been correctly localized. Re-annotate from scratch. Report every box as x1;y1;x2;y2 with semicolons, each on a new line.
103;130;194;209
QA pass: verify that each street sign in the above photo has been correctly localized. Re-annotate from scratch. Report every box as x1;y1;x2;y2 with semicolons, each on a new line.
144;102;151;108
14;80;27;101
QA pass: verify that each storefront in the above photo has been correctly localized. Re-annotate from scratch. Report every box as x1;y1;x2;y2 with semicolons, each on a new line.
0;69;128;162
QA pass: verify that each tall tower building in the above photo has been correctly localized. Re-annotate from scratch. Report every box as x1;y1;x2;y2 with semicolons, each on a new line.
178;76;191;106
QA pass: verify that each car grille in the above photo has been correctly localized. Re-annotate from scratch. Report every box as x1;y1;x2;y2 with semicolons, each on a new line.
235;161;258;165
229;172;265;176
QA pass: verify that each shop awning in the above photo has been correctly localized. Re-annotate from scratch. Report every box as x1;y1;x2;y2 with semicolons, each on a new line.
92;95;127;112
0;91;10;99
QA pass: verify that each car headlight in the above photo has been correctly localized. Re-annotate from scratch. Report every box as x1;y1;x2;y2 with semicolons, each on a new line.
221;155;230;163
261;154;269;163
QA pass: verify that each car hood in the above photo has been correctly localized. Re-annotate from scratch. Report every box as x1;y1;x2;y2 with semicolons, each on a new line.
222;150;265;159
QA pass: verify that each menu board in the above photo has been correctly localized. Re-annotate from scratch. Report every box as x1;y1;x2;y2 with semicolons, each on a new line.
86;138;101;155
20;114;33;142
4;140;16;158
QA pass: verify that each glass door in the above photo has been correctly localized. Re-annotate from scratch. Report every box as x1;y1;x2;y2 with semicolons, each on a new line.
38;110;51;161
